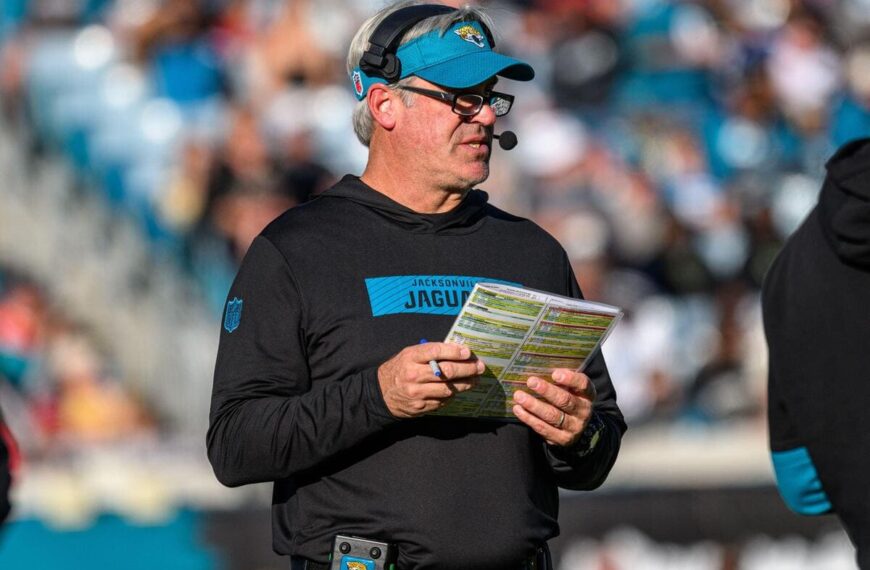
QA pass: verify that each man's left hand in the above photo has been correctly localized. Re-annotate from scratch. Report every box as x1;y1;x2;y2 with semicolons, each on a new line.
512;369;596;447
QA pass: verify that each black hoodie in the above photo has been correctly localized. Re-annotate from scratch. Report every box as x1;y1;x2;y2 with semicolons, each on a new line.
207;175;625;569
0;410;12;526
764;138;870;568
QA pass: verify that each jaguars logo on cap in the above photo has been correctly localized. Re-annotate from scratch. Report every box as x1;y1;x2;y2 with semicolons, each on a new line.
454;24;485;48
346;563;369;570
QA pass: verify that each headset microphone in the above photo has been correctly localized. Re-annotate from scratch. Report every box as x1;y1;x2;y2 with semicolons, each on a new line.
494;131;517;151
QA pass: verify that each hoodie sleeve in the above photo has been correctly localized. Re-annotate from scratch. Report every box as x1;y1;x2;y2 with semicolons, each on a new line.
763;255;833;516
207;236;398;487
542;254;626;490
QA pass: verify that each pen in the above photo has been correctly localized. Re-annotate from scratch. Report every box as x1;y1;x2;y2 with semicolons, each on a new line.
419;339;442;377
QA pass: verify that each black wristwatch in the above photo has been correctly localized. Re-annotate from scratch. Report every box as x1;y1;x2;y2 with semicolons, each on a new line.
575;412;606;457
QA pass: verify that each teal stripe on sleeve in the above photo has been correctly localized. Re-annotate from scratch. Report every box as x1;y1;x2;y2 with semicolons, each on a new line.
771;447;833;516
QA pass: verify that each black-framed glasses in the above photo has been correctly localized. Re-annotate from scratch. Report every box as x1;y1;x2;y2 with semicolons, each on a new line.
397;85;514;117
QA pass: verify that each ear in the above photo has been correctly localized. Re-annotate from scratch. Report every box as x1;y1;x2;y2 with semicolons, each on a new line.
367;84;398;131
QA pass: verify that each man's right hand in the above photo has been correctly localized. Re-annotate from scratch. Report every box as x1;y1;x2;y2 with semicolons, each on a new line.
378;342;484;418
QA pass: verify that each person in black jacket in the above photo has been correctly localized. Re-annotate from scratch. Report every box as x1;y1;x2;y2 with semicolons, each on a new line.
207;4;626;569
764;137;870;569
0;408;16;527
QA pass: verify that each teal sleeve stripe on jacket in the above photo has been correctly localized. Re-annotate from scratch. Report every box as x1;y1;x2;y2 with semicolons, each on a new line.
771;447;833;516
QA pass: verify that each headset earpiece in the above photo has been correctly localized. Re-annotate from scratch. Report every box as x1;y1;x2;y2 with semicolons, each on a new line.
379;54;401;83
360;48;402;83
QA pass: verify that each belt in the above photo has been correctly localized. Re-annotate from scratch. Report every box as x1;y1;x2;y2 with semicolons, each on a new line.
290;545;551;570
290;560;330;570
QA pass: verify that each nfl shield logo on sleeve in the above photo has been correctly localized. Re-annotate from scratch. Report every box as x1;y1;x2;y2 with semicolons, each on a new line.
224;297;243;333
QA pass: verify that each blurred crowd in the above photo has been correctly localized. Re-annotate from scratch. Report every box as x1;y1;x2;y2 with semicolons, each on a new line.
2;0;870;450
559;528;856;570
0;265;155;454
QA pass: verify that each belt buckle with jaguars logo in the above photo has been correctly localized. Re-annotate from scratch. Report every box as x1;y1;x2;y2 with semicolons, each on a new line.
330;535;397;570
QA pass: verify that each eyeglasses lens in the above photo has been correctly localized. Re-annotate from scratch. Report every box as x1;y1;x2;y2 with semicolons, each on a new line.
454;94;483;116
489;96;511;117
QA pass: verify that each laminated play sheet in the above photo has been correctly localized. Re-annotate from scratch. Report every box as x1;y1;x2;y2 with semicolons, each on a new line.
431;283;622;420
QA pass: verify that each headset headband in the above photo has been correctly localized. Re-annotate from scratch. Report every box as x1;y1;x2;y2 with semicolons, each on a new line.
359;4;495;84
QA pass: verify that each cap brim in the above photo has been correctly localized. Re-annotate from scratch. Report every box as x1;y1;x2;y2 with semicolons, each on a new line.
412;51;535;89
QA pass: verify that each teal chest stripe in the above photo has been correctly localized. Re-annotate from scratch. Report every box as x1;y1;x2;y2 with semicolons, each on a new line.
365;275;518;317
771;447;833;516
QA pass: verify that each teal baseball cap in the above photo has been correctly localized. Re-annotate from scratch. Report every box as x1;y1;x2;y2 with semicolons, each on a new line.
351;20;535;101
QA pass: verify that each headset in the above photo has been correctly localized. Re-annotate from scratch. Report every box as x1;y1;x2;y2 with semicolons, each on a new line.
358;4;496;84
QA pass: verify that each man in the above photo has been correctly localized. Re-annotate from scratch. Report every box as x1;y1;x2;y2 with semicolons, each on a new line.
207;3;625;569
0;408;16;527
764;137;870;569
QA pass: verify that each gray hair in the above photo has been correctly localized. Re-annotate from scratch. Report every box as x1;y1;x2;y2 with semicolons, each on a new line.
346;2;496;147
